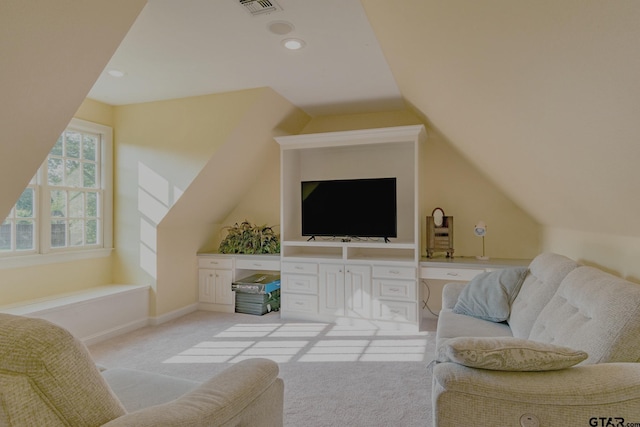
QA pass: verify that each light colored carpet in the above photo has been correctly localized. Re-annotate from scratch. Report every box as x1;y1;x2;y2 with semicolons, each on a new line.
89;310;437;427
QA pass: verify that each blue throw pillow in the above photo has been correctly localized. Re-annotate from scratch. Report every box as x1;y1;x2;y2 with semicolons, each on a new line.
453;267;529;322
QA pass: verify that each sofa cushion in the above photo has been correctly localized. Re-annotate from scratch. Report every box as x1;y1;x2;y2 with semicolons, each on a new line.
102;368;200;412
452;267;528;322
508;253;579;339
435;309;513;350
529;266;640;364
437;337;588;371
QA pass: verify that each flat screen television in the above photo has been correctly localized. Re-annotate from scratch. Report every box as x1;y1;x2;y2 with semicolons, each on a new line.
301;177;397;240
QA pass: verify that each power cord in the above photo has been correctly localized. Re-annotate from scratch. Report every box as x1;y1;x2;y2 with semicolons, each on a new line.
421;279;439;317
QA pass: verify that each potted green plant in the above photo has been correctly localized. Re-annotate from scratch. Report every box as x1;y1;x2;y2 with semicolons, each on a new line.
218;220;280;254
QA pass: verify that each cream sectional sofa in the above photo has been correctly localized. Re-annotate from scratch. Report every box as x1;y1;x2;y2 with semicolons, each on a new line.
432;252;640;426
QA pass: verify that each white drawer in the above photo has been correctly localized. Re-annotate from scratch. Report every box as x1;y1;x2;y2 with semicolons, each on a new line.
420;267;484;281
282;261;318;275
373;279;416;301
235;258;280;271
373;299;417;323
372;265;416;280
282;293;318;314
198;257;233;269
282;274;318;294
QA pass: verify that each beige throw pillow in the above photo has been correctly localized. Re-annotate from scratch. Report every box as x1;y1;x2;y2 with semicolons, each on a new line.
438;337;588;371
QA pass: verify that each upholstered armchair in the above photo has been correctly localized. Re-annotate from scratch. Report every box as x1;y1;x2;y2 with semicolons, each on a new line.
0;313;284;426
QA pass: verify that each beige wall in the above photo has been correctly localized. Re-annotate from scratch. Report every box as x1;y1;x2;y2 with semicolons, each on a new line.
1;97;540;311
74;98;115;127
0;99;116;305
300;110;541;260
543;227;640;283
111;88;266;314
362;0;640;277
112;88;309;317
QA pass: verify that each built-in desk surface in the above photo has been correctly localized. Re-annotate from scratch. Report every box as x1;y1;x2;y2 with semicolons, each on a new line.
420;256;531;270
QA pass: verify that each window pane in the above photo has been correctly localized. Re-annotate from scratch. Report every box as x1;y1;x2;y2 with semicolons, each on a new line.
51;190;66;217
51;135;63;156
65;132;81;158
16;220;34;250
83;135;97;161
69;191;84;218
51;220;66;247
69;220;83;246
86;219;98;245
0;221;11;250
87;192;98;217
48;157;63;185
83;163;96;188
16;188;34;218
66;159;81;187
4;120;109;256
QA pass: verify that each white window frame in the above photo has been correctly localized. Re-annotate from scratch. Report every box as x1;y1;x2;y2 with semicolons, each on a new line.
0;118;113;269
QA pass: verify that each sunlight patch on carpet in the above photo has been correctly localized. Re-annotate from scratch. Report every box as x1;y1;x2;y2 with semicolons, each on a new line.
163;321;432;364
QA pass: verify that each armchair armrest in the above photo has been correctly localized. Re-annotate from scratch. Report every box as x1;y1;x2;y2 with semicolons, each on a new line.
433;362;640;427
103;358;283;427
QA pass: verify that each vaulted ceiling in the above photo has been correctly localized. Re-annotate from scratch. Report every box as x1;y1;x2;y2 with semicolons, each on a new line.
3;0;640;241
88;0;640;239
363;0;640;238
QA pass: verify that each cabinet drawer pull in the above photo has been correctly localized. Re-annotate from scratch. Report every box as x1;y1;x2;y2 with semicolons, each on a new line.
253;263;262;267
295;265;304;270
389;287;400;293
389;270;400;275
446;272;459;277
295;301;304;306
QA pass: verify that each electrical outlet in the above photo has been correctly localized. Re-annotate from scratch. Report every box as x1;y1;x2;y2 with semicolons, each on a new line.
520;414;540;427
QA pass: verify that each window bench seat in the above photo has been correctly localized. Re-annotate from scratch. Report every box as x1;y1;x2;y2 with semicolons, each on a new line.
0;284;149;344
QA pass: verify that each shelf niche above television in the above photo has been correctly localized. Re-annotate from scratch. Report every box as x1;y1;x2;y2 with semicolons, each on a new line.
275;125;426;263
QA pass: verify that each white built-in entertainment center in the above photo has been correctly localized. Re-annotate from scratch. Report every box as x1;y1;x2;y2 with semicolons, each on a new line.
274;125;426;331
195;125;531;331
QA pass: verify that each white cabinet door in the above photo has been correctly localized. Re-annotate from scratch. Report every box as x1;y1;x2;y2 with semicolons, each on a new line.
319;264;345;316
214;268;234;305
199;269;216;303
345;265;371;318
199;268;233;305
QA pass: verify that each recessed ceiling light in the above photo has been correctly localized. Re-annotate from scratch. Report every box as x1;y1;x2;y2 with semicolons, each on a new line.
107;69;126;78
282;38;305;50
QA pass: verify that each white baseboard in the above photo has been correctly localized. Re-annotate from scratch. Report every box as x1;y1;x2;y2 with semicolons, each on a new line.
82;318;150;346
149;303;199;326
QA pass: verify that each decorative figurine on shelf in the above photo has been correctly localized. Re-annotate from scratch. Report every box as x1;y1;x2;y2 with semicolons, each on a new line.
426;207;454;258
474;220;489;260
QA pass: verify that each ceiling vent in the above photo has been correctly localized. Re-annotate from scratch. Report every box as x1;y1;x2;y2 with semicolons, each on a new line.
239;0;283;16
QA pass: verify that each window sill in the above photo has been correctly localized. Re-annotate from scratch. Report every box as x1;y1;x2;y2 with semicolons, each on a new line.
0;248;113;270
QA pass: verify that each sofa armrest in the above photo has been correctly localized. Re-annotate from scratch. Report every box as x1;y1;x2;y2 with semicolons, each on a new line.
102;358;283;427
441;282;466;310
433;362;640;427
